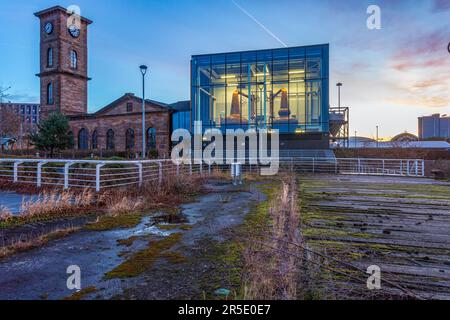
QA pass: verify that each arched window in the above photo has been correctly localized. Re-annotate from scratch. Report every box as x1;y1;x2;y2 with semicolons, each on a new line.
106;129;115;150
91;130;98;150
146;127;156;150
78;128;89;150
47;48;53;67
125;129;135;150
70;50;78;69
47;83;53;105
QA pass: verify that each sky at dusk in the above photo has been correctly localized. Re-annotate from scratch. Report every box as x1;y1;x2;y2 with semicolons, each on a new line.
0;0;449;138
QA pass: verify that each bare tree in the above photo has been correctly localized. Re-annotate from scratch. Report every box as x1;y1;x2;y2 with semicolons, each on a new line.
0;105;21;149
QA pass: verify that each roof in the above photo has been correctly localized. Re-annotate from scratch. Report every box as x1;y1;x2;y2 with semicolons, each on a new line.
1;137;16;146
92;93;171;116
391;132;418;142
191;43;329;58
349;141;450;149
34;6;93;24
169;101;190;112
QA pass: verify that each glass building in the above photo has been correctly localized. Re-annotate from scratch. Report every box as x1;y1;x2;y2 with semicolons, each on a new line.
191;45;329;140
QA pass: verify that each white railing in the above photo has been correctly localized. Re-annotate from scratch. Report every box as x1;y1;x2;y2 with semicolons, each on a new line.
0;157;425;191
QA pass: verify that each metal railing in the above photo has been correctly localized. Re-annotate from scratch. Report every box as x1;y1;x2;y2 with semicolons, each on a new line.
0;157;425;191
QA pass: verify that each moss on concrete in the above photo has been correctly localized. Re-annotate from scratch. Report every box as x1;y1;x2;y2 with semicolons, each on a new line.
63;286;97;300
104;233;183;279
85;214;142;231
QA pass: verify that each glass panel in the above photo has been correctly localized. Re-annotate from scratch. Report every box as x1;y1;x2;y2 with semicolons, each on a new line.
272;49;289;83
211;85;225;129
306;47;322;79
289;80;305;130
211;54;226;86
271;81;290;133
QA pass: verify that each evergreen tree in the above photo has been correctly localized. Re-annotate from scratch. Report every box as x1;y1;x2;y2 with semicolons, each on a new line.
29;112;74;157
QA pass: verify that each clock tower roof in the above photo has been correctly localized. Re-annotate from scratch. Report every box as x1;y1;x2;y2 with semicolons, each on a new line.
34;5;93;25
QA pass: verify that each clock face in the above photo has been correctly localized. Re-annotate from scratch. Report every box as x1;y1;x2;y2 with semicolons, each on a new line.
44;22;53;34
68;25;80;38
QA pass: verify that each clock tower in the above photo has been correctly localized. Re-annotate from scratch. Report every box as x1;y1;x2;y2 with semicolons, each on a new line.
35;6;92;117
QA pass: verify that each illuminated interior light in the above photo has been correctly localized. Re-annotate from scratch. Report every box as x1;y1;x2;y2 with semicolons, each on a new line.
289;70;305;74
220;75;236;79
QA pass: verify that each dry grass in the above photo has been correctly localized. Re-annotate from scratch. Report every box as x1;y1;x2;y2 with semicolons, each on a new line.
0;207;13;222
242;175;303;300
0;227;79;259
20;189;95;219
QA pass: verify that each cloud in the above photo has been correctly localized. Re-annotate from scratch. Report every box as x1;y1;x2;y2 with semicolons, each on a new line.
392;58;448;71
387;95;450;108
5;93;39;103
393;27;448;60
433;0;450;12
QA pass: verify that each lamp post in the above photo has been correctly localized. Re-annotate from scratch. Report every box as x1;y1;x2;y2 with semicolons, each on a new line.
376;126;379;148
354;130;357;149
336;83;343;112
140;65;148;158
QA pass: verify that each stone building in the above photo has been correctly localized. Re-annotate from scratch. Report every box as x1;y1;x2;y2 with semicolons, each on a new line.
34;6;173;157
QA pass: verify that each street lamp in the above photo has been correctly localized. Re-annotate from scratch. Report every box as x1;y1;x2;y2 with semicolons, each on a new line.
376;125;379;148
140;65;148;158
336;83;343;112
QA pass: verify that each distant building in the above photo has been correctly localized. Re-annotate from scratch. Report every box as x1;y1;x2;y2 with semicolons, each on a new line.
391;132;418;142
0;103;40;129
418;114;450;140
34;6;173;157
349;140;450;150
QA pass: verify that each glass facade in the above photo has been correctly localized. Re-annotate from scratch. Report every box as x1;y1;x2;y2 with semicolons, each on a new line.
191;45;329;134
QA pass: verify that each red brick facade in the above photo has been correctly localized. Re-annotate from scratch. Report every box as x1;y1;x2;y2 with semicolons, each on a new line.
34;6;172;157
35;6;90;117
69;94;172;158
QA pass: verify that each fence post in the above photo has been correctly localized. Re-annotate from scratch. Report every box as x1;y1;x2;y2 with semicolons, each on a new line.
400;160;403;176
158;162;163;185
136;162;143;187
358;158;361;174
37;161;48;188
208;163;211;174
335;159;338;174
312;157;315;173
382;159;385;174
189;162;192;175
199;163;203;176
64;162;75;189
421;160;425;177
13;161;24;183
96;163;105;192
414;160;418;176
406;160;410;176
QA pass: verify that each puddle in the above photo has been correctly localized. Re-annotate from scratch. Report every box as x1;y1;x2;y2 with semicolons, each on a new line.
0;192;38;215
0;181;265;300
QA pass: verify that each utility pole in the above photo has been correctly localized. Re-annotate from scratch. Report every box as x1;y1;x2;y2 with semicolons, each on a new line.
140;65;148;159
376;126;379;148
336;83;343;112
